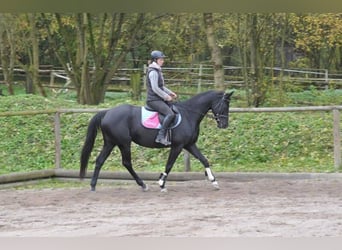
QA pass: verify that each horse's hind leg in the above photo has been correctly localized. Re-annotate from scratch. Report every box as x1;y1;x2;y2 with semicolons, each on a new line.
90;143;114;191
118;145;148;191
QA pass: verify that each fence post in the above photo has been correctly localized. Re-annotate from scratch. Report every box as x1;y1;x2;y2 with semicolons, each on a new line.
54;112;62;169
130;71;141;101
50;71;55;86
143;64;147;89
325;69;329;84
197;64;203;93
184;150;191;172
333;109;341;170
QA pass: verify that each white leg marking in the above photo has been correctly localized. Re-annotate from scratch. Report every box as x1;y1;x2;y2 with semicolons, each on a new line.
158;179;164;186
158;172;167;187
205;168;215;181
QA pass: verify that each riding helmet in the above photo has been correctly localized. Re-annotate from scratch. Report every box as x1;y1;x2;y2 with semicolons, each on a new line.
151;50;166;61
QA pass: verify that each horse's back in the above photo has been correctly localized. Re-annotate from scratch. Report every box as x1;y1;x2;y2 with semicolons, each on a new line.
100;104;157;145
102;104;139;125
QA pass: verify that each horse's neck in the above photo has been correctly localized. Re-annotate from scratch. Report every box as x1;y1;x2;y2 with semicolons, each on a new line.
183;93;213;114
179;94;213;124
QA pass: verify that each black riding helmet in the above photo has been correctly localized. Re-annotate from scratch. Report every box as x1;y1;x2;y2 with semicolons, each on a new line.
151;50;166;61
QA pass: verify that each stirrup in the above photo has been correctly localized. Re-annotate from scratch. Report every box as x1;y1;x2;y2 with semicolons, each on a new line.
155;136;171;146
155;132;171;145
155;129;171;146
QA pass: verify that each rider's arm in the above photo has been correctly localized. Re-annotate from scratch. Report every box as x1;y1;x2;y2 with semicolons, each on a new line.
163;86;176;97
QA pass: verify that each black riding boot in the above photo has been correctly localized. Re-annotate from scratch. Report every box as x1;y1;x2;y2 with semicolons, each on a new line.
155;114;174;145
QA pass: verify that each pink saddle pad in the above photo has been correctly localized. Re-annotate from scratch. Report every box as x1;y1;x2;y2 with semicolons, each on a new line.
141;108;162;129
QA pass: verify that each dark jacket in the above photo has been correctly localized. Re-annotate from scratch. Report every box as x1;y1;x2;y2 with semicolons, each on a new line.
146;62;173;102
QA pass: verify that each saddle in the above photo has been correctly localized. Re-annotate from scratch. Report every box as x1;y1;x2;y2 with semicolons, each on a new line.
141;105;182;129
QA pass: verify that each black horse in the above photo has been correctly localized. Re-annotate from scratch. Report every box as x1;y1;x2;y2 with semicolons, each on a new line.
80;90;233;192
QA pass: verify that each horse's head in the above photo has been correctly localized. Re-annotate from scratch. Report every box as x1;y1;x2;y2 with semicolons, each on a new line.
211;91;234;129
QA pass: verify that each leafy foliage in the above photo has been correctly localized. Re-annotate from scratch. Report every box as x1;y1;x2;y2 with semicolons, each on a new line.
0;89;340;175
289;13;342;71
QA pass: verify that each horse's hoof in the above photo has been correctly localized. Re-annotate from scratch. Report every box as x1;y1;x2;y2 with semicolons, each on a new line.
160;188;168;193
90;187;96;192
212;181;220;190
142;184;149;192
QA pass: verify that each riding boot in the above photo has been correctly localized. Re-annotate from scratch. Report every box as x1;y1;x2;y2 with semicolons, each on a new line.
155;114;174;145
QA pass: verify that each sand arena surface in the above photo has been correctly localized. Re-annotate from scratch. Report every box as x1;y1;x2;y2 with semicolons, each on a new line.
1;176;342;237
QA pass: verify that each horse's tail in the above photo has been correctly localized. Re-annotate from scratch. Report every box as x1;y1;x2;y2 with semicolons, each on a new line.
80;110;107;179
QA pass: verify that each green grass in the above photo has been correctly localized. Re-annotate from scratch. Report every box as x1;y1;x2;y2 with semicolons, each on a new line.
0;85;341;175
288;88;342;106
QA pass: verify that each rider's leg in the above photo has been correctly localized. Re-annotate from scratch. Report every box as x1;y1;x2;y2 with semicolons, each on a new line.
155;114;175;145
147;100;175;146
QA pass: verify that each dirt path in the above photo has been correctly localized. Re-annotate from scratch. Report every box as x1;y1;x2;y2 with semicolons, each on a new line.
1;176;342;237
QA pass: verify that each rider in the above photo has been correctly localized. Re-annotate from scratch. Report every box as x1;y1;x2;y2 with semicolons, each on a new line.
146;50;177;145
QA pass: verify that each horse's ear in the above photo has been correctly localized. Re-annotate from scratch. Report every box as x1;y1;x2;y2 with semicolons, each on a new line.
224;91;234;100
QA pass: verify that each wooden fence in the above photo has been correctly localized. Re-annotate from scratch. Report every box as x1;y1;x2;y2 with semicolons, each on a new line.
1;106;341;171
27;65;342;92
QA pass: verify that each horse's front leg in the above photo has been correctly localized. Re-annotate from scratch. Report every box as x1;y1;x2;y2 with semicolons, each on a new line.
184;144;220;190
158;146;183;192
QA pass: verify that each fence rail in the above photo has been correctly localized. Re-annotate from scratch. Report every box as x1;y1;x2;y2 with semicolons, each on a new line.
2;65;342;91
1;106;341;171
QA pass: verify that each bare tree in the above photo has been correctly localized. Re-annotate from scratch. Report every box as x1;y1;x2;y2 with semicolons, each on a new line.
28;13;46;97
248;13;261;106
43;13;145;105
203;13;225;90
0;14;16;95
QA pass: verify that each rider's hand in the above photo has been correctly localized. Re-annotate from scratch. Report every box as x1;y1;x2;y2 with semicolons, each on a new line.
165;95;173;101
170;93;177;100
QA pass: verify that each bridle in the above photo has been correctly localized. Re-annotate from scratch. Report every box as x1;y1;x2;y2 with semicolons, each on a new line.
208;94;229;123
208;113;228;123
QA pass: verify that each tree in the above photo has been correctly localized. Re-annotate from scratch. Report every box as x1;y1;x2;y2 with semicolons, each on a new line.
7;14;48;96
232;13;265;106
203;13;225;90
0;14;16;95
290;13;342;72
2;12;341;106
228;13;290;106
1;13;47;96
43;13;145;105
28;13;46;97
